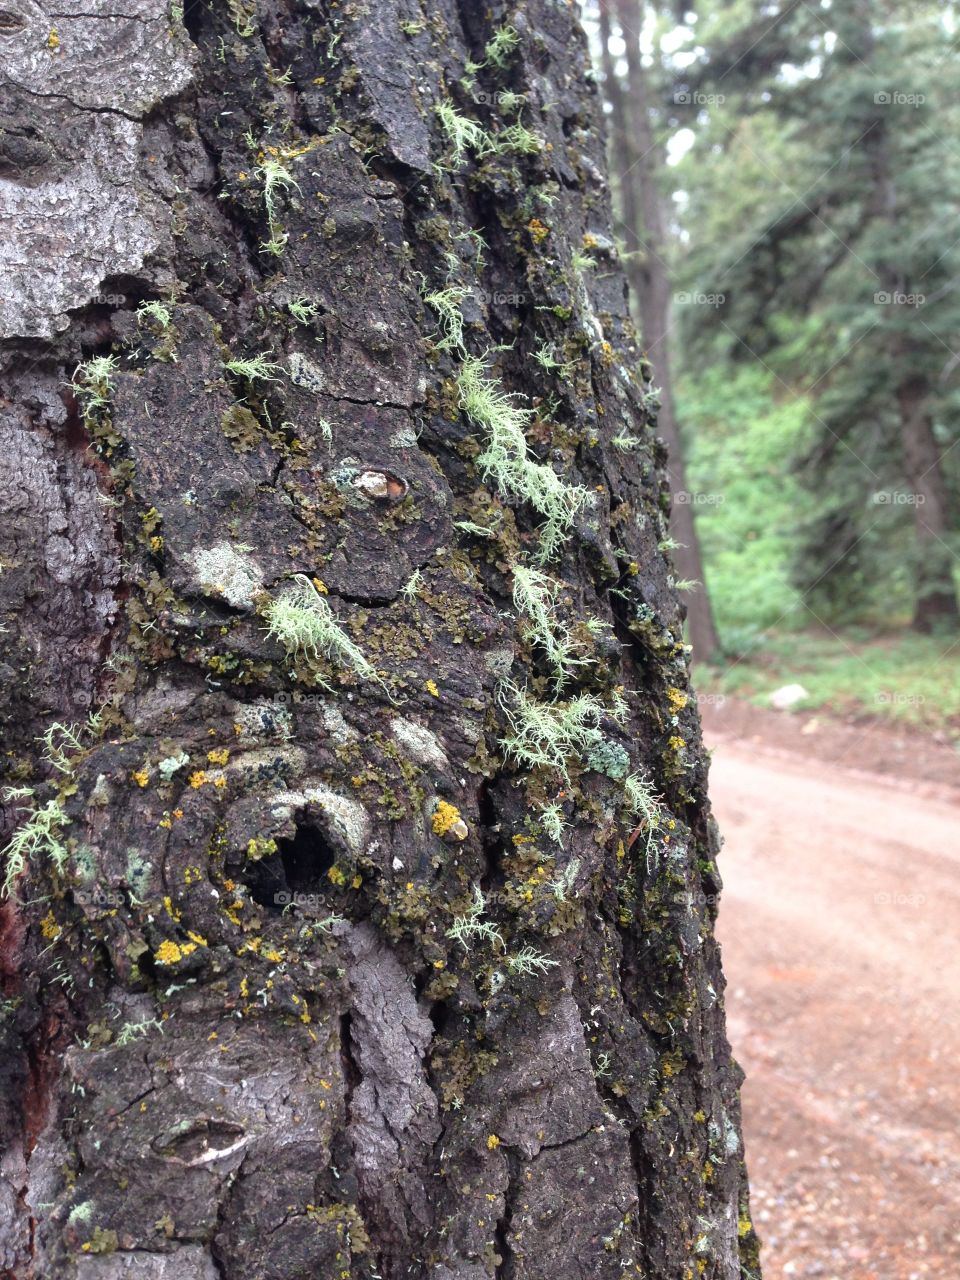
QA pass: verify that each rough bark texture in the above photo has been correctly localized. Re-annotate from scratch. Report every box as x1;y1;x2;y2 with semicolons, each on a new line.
0;2;759;1278
897;370;960;633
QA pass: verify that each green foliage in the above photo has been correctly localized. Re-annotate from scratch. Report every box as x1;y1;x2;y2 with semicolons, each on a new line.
700;629;960;733
680;362;811;640
264;575;380;688
670;2;960;625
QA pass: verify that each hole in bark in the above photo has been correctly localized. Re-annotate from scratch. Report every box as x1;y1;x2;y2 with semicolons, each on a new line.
240;823;337;911
241;852;288;911
180;0;205;40
277;823;336;891
0;11;26;33
428;999;452;1035
340;1012;359;1103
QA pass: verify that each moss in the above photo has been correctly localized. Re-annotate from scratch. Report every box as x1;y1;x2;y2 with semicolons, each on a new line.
221;403;263;452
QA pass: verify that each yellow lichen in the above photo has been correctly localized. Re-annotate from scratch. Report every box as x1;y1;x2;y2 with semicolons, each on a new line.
431;800;462;837
40;911;61;941
154;940;183;965
666;685;689;713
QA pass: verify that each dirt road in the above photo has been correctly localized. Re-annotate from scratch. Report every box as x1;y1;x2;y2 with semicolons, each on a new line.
703;712;960;1280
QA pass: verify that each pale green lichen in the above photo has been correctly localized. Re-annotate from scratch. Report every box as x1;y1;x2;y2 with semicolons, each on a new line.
497;680;624;780
512;563;587;686
505;944;559;976
264;576;380;688
421;282;470;352
72;355;119;417
157;752;189;780
457;356;587;562
222;352;283;383
485;24;520;67
1;791;70;898
447;885;504;952
436;102;493;165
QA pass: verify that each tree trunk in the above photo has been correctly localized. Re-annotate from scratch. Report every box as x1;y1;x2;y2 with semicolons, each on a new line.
0;3;758;1279
850;2;959;634
896;374;960;632
608;0;720;664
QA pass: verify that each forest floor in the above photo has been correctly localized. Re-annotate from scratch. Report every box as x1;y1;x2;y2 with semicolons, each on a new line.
700;699;960;1280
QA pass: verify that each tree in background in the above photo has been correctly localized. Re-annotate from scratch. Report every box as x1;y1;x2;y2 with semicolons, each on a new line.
0;2;758;1278
597;0;721;662
673;0;960;633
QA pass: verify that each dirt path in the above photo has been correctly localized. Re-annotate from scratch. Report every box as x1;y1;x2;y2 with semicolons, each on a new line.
703;712;960;1280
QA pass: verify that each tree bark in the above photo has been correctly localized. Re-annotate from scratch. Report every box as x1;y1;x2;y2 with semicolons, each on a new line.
0;3;757;1279
896;373;960;632
608;0;720;664
846;0;959;634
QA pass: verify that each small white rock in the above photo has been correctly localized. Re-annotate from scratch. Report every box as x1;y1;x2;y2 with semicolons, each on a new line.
769;683;809;711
